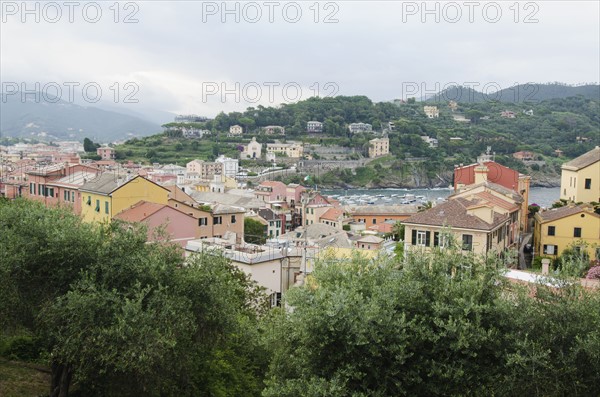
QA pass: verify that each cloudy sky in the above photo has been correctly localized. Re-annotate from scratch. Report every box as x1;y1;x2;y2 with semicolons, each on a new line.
1;1;599;121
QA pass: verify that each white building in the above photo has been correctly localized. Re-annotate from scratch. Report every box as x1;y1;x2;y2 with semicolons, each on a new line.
420;136;439;148
215;155;239;178
424;106;439;118
229;125;243;136
307;121;323;133
263;126;285;135
348;122;372;134
241;137;262;159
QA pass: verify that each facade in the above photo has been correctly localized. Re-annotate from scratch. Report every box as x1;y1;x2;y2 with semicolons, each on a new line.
262;125;285;135
79;174;170;223
423;106;439;118
266;143;304;158
215;155;239;178
306;121;323;133
114;201;197;247
501;111;516;118
241;137;262;159
368;138;389;158
319;207;345;230
402;196;518;256
26;164;101;214
258;208;284;238
348;205;420;225
186;159;223;180
513;151;535;161
454;159;530;232
354;235;384;250
97;147;115;160
560;146;600;203
229;125;243;136
348;123;372;134
534;204;600;260
255;181;288;202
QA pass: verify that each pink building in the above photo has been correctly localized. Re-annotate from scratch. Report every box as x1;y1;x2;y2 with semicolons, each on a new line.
26;164;101;214
114;201;197;248
255;181;288;202
97;147;116;160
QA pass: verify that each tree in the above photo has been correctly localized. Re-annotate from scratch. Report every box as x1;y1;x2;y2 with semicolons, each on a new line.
263;247;600;396
244;218;266;244
1;200;269;396
83;137;100;152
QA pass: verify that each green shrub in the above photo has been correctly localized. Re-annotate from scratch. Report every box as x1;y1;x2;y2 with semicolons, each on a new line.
1;335;43;361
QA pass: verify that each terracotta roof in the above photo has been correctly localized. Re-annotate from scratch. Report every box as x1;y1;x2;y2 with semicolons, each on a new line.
402;197;508;231
536;205;599;223
114;201;166;222
348;205;420;215
320;208;344;221
474;191;520;212
356;235;384;244
562;146;600;170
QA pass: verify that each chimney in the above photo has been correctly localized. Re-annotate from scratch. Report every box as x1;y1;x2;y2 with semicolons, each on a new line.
474;164;488;184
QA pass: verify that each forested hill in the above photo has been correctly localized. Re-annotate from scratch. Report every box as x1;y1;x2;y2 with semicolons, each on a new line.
158;94;599;160
426;83;600;103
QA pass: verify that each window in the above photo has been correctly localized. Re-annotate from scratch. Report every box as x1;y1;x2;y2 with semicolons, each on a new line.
198;217;208;226
412;230;431;247
95;200;100;212
87;196;91;206
548;226;555;236
585;178;591;189
64;191;69;201
213;216;222;225
231;215;236;224
462;234;473;251
105;201;109;214
71;192;75;202
30;183;35;195
372;218;377;225
543;244;558;255
574;227;582;238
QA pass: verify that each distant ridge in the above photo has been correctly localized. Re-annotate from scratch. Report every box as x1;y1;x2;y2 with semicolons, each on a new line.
425;83;600;103
0;92;161;143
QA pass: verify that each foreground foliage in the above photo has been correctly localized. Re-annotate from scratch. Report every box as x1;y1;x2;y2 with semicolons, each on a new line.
2;199;600;396
0;199;268;396
263;249;600;396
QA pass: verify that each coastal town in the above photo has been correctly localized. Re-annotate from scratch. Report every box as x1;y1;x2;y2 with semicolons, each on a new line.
2;1;599;393
2;130;598;305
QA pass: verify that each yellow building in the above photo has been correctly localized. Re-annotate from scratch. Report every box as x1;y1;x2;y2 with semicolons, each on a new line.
534;204;600;261
368;138;389;158
79;174;169;222
560;146;600;203
266;143;304;158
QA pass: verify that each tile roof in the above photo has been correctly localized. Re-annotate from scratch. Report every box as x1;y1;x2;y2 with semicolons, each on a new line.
258;208;279;221
79;173;124;194
473;191;520;212
562;146;600;170
347;205;420;215
114;201;166;222
536;205;598;222
356;235;384;244
402;197;508;231
320;208;344;221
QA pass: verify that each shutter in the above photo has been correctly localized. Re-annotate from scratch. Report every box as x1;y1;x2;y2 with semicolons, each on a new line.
411;229;417;245
426;231;431;247
434;232;439;247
